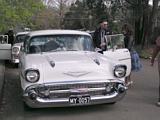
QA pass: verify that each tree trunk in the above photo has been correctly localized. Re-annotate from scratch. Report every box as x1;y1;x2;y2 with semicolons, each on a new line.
141;0;149;49
146;0;159;45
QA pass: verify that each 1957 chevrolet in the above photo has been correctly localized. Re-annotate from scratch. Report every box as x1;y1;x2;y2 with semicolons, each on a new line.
19;30;131;108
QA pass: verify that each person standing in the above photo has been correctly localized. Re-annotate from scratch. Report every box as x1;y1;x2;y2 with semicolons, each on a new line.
5;29;14;45
122;24;134;51
93;20;112;53
122;24;134;87
151;35;160;106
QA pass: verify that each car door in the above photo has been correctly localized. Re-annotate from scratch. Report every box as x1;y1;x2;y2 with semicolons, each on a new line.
0;35;11;60
103;34;131;76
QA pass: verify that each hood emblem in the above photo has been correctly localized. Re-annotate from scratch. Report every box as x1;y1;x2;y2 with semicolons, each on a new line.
64;71;90;77
50;61;55;68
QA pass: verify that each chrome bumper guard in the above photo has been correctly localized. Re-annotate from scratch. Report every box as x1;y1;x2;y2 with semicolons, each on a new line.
11;54;19;63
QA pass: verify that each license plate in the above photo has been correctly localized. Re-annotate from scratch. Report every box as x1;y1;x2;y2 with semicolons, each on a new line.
69;95;90;104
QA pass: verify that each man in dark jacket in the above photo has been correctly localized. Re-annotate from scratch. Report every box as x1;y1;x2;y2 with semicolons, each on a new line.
5;29;14;45
93;20;112;53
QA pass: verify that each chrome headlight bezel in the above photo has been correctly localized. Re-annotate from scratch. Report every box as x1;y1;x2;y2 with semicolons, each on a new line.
114;65;127;78
25;69;40;83
12;46;20;54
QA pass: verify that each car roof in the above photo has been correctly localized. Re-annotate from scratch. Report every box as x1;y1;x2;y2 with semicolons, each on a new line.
28;30;91;37
16;31;29;36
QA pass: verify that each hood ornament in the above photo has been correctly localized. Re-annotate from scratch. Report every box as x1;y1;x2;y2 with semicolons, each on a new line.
50;61;55;68
64;71;90;77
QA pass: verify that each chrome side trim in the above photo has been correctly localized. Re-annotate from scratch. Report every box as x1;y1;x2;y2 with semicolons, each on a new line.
118;58;131;61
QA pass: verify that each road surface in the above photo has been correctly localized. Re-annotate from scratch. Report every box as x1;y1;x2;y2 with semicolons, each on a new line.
0;59;160;120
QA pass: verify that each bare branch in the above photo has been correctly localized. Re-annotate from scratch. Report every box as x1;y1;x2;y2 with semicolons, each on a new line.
125;0;137;6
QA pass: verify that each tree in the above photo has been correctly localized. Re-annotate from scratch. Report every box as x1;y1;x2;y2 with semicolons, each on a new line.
0;0;45;32
31;7;59;30
43;0;71;28
146;0;160;45
63;0;128;32
63;0;90;29
125;0;160;48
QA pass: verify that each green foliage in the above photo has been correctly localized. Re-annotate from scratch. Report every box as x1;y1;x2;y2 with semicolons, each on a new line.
63;0;90;29
63;0;127;33
0;0;45;32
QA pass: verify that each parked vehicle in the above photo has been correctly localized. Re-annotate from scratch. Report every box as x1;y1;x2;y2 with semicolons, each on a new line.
19;30;131;108
11;32;29;64
0;35;11;60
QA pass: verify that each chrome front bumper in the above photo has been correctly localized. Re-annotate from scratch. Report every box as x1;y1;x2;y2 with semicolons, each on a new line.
24;91;126;108
11;54;19;63
23;81;127;108
12;58;19;63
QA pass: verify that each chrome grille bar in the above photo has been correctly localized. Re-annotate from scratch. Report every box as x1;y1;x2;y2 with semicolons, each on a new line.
47;83;106;90
49;87;106;94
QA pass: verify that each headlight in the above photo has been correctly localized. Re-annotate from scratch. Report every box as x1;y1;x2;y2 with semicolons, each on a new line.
12;47;20;54
25;69;40;83
114;65;126;78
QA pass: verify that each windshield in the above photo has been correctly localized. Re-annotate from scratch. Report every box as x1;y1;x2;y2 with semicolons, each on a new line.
27;35;94;54
15;34;27;43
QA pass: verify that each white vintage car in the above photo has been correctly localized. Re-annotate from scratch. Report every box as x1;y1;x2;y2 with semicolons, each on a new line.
19;30;131;108
12;32;29;64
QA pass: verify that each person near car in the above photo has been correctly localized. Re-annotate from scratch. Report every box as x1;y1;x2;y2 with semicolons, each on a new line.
93;20;112;53
151;34;160;106
122;24;134;87
151;36;160;66
5;29;14;45
122;24;134;50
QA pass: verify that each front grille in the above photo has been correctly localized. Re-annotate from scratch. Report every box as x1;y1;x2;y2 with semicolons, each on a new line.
49;90;105;98
37;82;109;98
48;83;106;90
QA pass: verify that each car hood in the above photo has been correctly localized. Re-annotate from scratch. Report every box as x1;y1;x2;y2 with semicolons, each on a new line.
25;51;114;84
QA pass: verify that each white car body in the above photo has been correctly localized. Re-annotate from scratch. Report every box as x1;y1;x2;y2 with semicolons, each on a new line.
19;30;131;108
12;32;29;63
